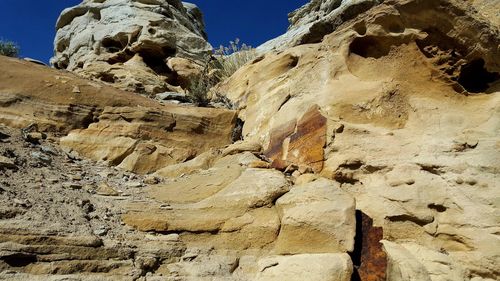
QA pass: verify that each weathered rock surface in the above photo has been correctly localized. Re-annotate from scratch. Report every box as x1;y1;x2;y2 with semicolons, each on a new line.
60;105;236;174
258;0;383;52
1;0;499;280
274;178;355;254
0;56;236;175
51;0;211;94
220;0;500;280
255;253;353;281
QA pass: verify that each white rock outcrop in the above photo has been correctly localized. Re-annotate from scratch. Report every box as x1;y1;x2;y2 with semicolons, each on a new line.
258;0;383;52
51;0;212;94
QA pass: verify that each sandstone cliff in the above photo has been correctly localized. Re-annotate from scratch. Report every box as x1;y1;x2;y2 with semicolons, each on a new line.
0;0;499;280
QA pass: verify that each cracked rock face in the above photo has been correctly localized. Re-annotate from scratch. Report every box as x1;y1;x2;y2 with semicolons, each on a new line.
51;0;212;94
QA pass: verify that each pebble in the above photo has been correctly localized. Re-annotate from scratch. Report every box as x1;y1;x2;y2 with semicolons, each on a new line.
126;181;143;188
62;182;83;190
0;156;17;170
466;179;477;186
24;132;46;144
47;178;59;184
143;175;160;185
31;151;52;165
96;182;120;196
40;145;58;155
13;199;31;208
70;174;83;181
93;226;109;236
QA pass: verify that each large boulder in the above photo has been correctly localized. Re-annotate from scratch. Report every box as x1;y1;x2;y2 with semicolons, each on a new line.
51;0;212;94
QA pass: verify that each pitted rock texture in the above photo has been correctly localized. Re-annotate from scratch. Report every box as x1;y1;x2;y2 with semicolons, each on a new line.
220;0;500;280
1;0;500;280
51;0;211;94
258;0;383;52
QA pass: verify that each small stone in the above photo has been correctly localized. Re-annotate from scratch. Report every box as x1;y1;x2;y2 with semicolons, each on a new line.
144;175;160;185
298;165;313;174
31;151;52;166
40;145;58;155
455;177;464;184
160;204;173;210
46;177;59;184
96;182;120;196
466;178;477;186
0;130;10;140
93;226;109;236
13;199;31;208
98;171;113;178
70;174;83;181
25;132;46;144
126;181;143;188
62;182;83;190
155;92;190;102
72;86;81;93
0;156;17;170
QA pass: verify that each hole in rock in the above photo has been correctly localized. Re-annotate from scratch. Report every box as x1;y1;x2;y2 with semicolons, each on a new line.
231;118;244;143
90;9;101;21
428;203;447;213
107;48;135;65
139;47;175;76
98;73;116;83
457;59;499;93
288;56;299;68
353;22;367;35
1;254;37;267
350;211;387;281
349;36;409;59
101;37;125;53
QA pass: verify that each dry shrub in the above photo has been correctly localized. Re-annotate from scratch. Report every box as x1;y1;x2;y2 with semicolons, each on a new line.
187;39;257;107
0;40;20;57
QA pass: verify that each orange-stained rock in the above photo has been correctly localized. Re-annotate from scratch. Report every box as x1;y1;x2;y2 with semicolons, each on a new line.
352;211;387;281
264;105;326;173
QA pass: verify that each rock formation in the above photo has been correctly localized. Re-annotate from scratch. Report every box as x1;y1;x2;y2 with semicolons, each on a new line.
219;0;500;279
0;0;499;280
51;0;211;95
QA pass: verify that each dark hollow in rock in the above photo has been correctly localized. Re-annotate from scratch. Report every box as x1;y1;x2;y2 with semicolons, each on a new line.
350;210;387;281
1;253;37;267
349;35;412;59
457;59;499;93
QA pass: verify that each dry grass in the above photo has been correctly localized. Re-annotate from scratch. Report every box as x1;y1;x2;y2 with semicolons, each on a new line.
187;39;257;107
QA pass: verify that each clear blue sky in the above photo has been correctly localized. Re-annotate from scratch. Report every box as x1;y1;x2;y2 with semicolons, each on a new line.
0;0;308;63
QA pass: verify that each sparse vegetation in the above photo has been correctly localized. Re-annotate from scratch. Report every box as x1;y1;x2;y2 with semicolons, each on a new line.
187;39;257;108
213;38;257;80
0;39;20;57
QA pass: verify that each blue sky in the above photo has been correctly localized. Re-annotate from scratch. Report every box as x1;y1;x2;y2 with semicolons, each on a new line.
0;0;308;63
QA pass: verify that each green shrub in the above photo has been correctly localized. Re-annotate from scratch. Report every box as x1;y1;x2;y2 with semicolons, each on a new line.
0;40;20;57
